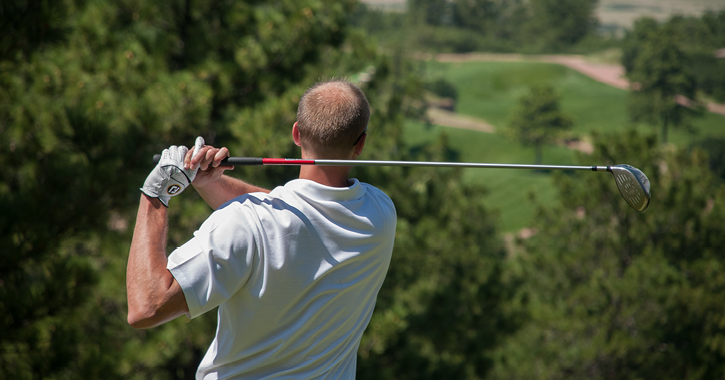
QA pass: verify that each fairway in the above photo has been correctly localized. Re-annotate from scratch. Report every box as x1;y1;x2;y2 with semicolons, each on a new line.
424;60;725;143
424;60;631;135
404;119;578;233
411;60;725;232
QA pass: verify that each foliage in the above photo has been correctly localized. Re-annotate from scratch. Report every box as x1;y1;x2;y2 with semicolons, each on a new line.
690;137;725;183
351;0;604;54
0;0;71;62
1;0;516;378
451;0;498;34
424;78;458;101
357;136;521;380
624;18;702;144
417;59;725;231
490;131;725;379
426;60;725;145
688;50;725;102
661;11;725;102
1;0;359;377
6;0;725;379
409;0;451;26
523;0;600;50
507;85;574;165
623;11;725;142
403;119;574;233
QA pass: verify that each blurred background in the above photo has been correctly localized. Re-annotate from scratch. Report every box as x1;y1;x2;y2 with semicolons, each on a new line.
1;0;724;378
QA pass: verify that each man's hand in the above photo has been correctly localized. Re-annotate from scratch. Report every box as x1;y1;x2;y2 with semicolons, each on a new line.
182;138;270;209
184;139;234;190
141;141;201;207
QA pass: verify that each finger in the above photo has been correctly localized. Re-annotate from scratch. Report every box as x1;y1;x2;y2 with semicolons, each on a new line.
185;137;204;169
176;146;189;163
211;147;230;168
200;148;218;171
192;136;205;159
189;146;210;169
184;148;195;169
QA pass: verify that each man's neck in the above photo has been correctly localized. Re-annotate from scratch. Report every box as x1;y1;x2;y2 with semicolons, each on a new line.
298;165;352;188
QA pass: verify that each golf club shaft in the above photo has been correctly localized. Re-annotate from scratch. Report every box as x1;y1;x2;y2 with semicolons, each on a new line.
153;155;612;171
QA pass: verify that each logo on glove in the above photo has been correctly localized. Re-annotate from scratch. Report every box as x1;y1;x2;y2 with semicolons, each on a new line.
167;184;182;195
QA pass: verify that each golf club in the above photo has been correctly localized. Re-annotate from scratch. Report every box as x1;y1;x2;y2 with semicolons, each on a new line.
153;155;651;212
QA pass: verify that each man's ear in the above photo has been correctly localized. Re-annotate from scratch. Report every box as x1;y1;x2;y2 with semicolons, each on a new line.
353;133;366;157
292;122;302;147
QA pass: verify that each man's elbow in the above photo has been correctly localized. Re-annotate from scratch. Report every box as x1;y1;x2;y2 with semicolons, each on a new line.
127;300;171;329
127;295;187;329
126;279;188;329
127;307;160;329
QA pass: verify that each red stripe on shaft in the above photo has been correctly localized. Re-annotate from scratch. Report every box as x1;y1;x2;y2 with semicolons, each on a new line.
263;158;316;165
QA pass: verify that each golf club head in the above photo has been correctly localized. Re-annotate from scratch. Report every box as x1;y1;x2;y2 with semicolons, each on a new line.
610;164;651;212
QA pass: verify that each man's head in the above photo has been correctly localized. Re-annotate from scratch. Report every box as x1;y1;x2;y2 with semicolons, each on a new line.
295;80;370;159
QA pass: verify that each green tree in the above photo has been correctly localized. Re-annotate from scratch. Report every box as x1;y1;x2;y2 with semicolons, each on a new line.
408;0;451;26
0;0;70;62
490;131;725;379
507;85;574;165
354;0;604;53
624;19;702;144
1;0;518;378
0;0;384;377
621;17;660;74
451;0;497;33
691;138;725;182
523;0;599;50
665;11;725;102
357;135;521;380
625;13;725;103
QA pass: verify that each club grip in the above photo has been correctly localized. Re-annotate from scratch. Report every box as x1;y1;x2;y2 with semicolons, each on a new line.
152;154;263;166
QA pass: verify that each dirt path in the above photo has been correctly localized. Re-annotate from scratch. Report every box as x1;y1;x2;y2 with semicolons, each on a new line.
426;108;496;133
435;53;629;89
425;107;594;154
433;53;725;116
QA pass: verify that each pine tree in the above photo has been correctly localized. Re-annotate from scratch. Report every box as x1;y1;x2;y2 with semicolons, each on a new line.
491;131;725;379
625;20;702;144
507;85;574;165
1;0;517;378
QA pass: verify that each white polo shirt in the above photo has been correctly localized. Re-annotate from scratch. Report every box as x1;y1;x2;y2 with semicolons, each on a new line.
167;178;396;380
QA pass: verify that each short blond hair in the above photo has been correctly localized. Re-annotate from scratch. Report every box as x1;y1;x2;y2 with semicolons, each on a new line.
296;80;370;158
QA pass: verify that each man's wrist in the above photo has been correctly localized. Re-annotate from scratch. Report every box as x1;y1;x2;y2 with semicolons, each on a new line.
192;173;228;192
141;193;168;210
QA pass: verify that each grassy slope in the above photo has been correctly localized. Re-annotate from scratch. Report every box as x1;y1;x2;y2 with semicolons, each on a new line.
406;60;725;232
404;120;577;232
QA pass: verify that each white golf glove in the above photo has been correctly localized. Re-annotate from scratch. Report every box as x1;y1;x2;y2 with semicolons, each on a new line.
140;137;204;207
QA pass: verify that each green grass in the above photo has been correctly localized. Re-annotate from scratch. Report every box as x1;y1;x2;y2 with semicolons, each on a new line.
410;60;725;232
424;60;725;144
668;112;725;145
424;61;631;136
404;119;577;233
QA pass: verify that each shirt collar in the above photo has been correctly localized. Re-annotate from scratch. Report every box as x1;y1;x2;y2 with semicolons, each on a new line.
285;178;365;202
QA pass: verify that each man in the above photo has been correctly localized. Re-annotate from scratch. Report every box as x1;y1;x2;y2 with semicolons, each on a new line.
126;80;397;379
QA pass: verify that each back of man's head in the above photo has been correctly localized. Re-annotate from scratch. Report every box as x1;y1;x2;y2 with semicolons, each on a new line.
296;80;370;159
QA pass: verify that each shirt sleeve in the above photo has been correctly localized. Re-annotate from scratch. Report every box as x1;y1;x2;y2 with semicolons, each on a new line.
167;203;259;319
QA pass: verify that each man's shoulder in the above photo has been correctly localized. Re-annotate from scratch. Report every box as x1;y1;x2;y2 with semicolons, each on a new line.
218;191;277;211
361;182;394;204
359;182;396;227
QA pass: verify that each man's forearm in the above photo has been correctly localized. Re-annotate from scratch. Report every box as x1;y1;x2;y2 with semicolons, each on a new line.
194;175;270;210
127;195;188;328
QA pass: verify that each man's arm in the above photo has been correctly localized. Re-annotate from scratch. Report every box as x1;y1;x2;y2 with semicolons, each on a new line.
127;195;189;328
185;145;270;210
194;175;270;210
126;139;268;328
